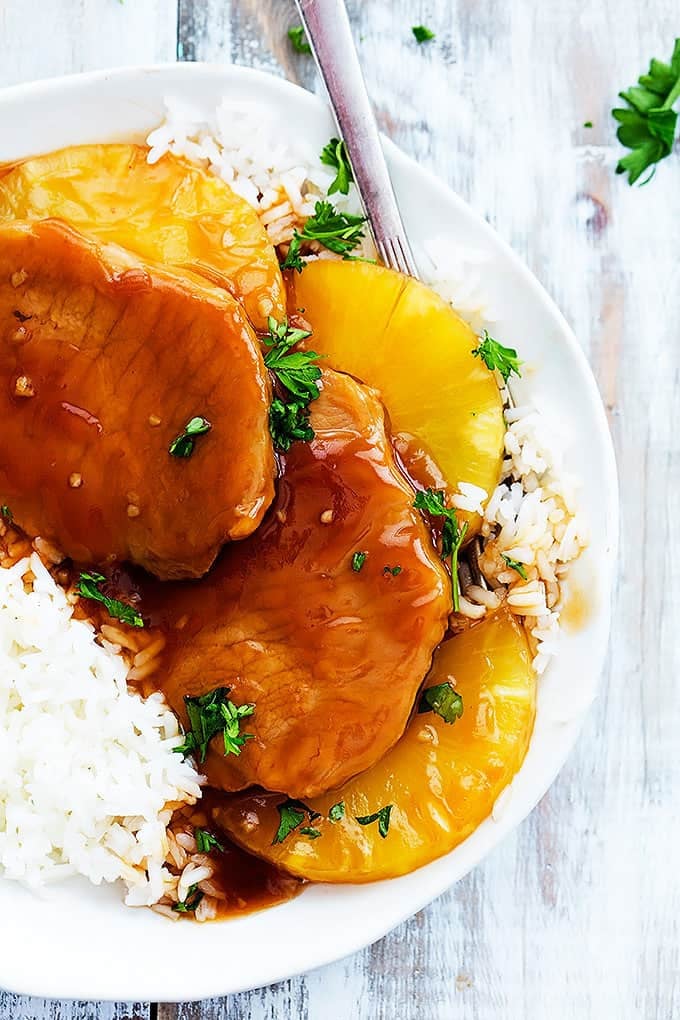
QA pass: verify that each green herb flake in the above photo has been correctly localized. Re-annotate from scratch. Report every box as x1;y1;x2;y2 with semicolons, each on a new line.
351;551;367;573
281;201;366;273
320;137;354;196
172;883;204;914
76;571;144;628
288;25;312;55
195;828;225;854
174;687;254;763
329;801;345;822
418;681;464;724
583;120;593;128
269;397;314;452
502;554;528;580
612;39;680;184
355;804;393;839
412;25;435;43
169;416;212;458
0;505;12;522
413;488;468;612
273;799;306;844
383;565;402;576
471;331;522;383
300;826;322;839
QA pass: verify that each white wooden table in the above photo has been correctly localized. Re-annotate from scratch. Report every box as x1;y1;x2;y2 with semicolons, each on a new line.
1;1;678;1017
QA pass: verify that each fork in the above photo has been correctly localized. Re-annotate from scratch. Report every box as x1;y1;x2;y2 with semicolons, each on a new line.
294;0;418;277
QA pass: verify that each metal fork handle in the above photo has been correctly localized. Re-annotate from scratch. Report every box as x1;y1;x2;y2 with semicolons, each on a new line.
295;0;419;277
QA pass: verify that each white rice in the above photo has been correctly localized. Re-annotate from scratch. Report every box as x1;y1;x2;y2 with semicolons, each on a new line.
0;552;201;904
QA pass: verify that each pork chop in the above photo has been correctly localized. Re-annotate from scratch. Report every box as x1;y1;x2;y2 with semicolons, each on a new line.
0;219;275;579
146;369;452;798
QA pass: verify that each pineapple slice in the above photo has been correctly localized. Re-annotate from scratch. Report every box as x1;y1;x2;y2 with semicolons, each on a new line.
289;260;505;522
215;608;536;882
0;144;284;329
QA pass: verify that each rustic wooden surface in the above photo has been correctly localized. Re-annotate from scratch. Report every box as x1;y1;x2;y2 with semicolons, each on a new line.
0;0;678;1017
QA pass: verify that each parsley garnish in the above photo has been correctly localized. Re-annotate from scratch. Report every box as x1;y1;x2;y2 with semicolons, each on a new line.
195;828;225;854
383;565;402;576
412;25;435;43
329;801;345;822
413;488;468;612
269;397;314;452
174;687;254;763
472;331;522;383
502;554;528;580
320;137;354;196
583;120;593;128
273;799;320;844
0;505;12;522
300;826;322;839
418;681;464;724
613;39;680;184
351;551;367;572
288;25;311;54
169;416;212;458
281;201;367;272
355;804;392;839
172;884;203;914
76;571;144;628
263;317;323;452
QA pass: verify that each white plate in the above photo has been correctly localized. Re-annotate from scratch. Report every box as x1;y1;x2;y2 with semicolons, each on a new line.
0;63;618;1002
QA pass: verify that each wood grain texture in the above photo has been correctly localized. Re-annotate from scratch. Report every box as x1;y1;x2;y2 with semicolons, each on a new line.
2;0;679;1017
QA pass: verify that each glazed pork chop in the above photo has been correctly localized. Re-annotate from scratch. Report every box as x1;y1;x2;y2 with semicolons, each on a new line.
147;369;452;799
0;219;275;579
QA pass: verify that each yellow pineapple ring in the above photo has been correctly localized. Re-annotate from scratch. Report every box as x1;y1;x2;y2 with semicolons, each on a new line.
215;608;536;882
0;144;284;329
290;260;505;528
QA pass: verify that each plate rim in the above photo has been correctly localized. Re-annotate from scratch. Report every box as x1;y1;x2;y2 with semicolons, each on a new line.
0;61;619;1003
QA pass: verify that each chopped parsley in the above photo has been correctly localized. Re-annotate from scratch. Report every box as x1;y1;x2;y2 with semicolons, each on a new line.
300;826;322;839
472;331;522;383
263;317;323;452
172;884;203;914
174;687;254;763
502;554;528;580
413;488;468;612
355;804;392;839
418;681;464;724
613;39;680;184
288;25;311;55
320;137;354;196
351;551;367;572
583;120;593;128
412;25;435;43
169;416;212;458
0;505;12;522
273;798;320;844
383;565;402;576
329;801;345;822
76;571;144;628
281;201;367;272
195;828;225;854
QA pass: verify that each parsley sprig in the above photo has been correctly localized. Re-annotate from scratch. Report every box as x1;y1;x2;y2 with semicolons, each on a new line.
413;488;468;612
613;39;680;185
502;554;528;580
173;884;203;914
412;25;435;43
418;682;464;724
264;317;323;452
320;137;354;196
169;416;212;458
273;798;321;844
281;200;367;272
76;571;144;628
472;331;522;384
195;828;225;854
174;687;255;763
288;25;311;55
